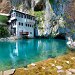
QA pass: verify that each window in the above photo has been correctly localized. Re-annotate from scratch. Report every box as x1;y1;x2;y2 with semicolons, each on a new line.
13;13;15;17
19;13;20;17
31;16;32;20
28;15;30;19
21;23;23;26
30;32;32;34
16;12;18;17
27;15;30;19
26;24;27;27
28;24;29;27
19;22;20;25
24;14;26;18
29;15;30;19
21;14;23;18
27;15;28;19
30;25;31;27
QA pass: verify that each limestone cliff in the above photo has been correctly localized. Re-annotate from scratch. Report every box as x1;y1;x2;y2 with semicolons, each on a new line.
0;0;11;14
0;0;75;36
64;0;75;22
0;0;75;20
64;0;75;35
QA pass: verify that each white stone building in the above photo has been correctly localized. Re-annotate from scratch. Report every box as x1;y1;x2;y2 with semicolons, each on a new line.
9;9;36;38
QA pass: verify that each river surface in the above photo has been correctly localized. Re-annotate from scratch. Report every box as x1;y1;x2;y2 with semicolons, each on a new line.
0;38;67;71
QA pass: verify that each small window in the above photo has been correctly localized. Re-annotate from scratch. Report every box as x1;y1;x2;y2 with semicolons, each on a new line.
30;32;32;34
21;23;23;26
26;24;27;27
21;14;23;18
19;22;20;25
29;15;30;19
28;15;29;19
30;25;31;27
14;13;16;17
19;13;20;17
28;24;29;27
27;15;29;19
24;14;26;18
31;16;32;20
27;15;28;19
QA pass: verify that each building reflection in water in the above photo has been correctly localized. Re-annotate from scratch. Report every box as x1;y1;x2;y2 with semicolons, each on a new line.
9;39;67;68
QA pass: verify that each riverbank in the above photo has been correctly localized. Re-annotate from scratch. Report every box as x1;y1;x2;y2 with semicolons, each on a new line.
0;52;75;75
0;36;49;41
0;36;18;42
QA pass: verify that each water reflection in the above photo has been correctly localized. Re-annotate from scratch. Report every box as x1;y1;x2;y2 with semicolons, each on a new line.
0;38;67;71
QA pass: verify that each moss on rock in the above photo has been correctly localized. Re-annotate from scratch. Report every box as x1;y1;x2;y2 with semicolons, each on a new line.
13;52;75;75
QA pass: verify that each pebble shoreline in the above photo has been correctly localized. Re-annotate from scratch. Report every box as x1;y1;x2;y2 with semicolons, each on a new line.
0;52;75;75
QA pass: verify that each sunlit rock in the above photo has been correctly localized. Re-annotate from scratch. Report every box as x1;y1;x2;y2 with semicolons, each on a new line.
31;63;36;66
68;68;75;73
65;61;70;64
56;66;63;70
66;70;72;75
57;70;64;73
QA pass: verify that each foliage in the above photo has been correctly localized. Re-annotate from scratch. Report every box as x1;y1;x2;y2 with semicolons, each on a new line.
49;0;54;4
34;11;45;27
34;11;44;20
70;29;75;34
0;15;8;23
0;26;9;38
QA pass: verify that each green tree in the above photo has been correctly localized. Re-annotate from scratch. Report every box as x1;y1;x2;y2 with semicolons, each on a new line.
0;26;9;38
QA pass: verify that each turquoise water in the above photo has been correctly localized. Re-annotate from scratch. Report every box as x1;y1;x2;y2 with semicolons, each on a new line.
0;38;67;71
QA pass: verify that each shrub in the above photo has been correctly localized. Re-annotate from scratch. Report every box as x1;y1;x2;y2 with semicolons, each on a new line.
0;26;9;38
0;15;8;23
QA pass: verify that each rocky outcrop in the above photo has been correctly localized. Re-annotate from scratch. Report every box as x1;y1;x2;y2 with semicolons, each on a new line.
64;0;75;22
64;0;75;37
0;0;11;14
0;0;74;37
34;0;45;11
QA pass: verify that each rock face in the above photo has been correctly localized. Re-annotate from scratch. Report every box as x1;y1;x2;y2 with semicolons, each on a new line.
64;0;75;22
0;0;75;36
64;0;75;37
0;0;11;14
0;0;75;20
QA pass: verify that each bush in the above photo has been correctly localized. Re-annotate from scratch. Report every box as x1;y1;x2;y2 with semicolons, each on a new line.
49;0;54;4
0;15;8;23
0;26;9;38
